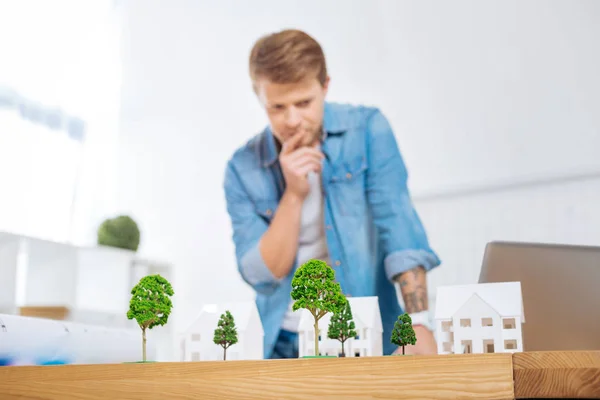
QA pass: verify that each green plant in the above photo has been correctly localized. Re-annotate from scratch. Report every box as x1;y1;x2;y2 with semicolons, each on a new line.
213;310;238;360
391;313;417;355
127;274;174;362
327;299;357;357
291;259;347;357
97;215;140;251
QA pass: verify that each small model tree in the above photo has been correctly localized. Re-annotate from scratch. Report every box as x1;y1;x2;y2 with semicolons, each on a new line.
127;274;174;362
327;299;357;357
391;313;417;355
213;310;238;360
291;259;347;356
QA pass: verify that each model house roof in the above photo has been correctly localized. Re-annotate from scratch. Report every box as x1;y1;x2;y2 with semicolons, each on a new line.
298;296;383;331
184;301;264;335
434;282;525;322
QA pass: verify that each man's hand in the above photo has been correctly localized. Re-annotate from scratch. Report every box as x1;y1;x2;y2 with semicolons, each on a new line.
393;325;437;355
279;132;324;199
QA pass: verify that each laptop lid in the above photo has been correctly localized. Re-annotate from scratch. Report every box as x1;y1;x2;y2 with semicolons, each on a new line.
478;241;600;352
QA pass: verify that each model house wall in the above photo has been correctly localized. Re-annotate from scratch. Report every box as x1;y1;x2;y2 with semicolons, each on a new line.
434;282;524;354
297;296;383;357
182;301;263;361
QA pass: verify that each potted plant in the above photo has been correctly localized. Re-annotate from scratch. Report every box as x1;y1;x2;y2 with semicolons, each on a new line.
97;215;141;252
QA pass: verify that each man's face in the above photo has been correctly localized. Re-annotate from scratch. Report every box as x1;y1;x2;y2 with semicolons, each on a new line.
256;75;329;148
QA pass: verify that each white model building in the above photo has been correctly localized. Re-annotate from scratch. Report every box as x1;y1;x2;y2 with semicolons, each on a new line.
181;300;264;361
434;282;525;354
297;296;383;357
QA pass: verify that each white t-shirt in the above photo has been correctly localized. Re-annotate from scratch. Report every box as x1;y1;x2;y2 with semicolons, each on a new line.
280;168;330;332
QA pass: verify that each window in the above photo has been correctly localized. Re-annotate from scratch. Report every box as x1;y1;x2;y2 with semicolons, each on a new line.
442;341;451;352
0;1;120;244
460;318;471;327
442;320;452;332
191;334;200;341
503;318;516;329
482;318;493;327
191;352;200;361
504;339;517;350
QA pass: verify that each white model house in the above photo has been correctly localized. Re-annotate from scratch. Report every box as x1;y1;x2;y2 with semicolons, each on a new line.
434;282;525;355
297;296;383;357
181;301;264;361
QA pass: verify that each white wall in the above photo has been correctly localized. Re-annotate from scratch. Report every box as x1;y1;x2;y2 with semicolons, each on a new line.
114;0;600;331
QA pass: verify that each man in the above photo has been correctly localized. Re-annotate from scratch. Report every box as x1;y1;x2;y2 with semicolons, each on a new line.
223;29;441;359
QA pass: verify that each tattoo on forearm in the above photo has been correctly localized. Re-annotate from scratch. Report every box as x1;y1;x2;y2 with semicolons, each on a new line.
395;266;428;313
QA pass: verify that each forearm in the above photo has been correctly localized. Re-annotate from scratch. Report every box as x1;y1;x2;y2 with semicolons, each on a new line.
258;190;303;279
394;266;428;314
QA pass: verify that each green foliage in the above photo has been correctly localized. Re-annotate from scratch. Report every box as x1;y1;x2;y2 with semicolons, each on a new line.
390;313;417;355
127;274;174;330
291;259;346;316
291;259;347;356
327;300;357;357
213;310;238;360
97;215;141;251
127;274;174;362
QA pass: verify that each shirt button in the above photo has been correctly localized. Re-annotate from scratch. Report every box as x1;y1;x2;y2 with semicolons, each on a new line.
265;209;272;216
346;173;352;179
335;260;341;266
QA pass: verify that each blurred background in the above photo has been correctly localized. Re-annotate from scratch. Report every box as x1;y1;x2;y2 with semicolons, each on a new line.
0;0;599;362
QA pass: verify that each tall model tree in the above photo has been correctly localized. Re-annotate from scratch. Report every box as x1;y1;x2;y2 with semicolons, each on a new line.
291;259;347;356
213;310;238;360
391;313;417;355
127;274;174;362
327;300;357;357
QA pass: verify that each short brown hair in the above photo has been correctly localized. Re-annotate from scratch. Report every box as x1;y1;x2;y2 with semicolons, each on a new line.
249;29;328;88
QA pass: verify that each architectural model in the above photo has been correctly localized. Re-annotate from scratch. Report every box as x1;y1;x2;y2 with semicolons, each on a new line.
181;301;263;361
297;296;383;357
434;281;525;354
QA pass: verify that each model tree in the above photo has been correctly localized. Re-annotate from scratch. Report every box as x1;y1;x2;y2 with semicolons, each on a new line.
327;299;357;357
391;313;417;355
127;274;174;362
291;259;347;356
213;310;238;360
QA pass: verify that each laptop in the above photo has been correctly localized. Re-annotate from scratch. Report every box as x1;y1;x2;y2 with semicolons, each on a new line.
478;241;600;352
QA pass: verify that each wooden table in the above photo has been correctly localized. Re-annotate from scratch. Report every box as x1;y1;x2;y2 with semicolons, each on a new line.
0;351;598;399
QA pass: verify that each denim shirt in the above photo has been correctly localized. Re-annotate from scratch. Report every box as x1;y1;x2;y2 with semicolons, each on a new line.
223;102;441;358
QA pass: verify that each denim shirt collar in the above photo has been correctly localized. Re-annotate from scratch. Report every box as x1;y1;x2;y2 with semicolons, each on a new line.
261;102;348;167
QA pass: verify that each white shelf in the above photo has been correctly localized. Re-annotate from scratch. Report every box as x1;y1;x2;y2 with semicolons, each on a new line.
0;231;174;327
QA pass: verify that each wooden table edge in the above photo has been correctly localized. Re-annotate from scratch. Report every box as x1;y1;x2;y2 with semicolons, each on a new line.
513;351;600;399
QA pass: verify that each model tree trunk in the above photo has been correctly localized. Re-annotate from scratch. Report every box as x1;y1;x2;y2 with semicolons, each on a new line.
340;339;346;357
402;345;405;355
314;320;320;356
223;345;227;361
142;328;147;362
